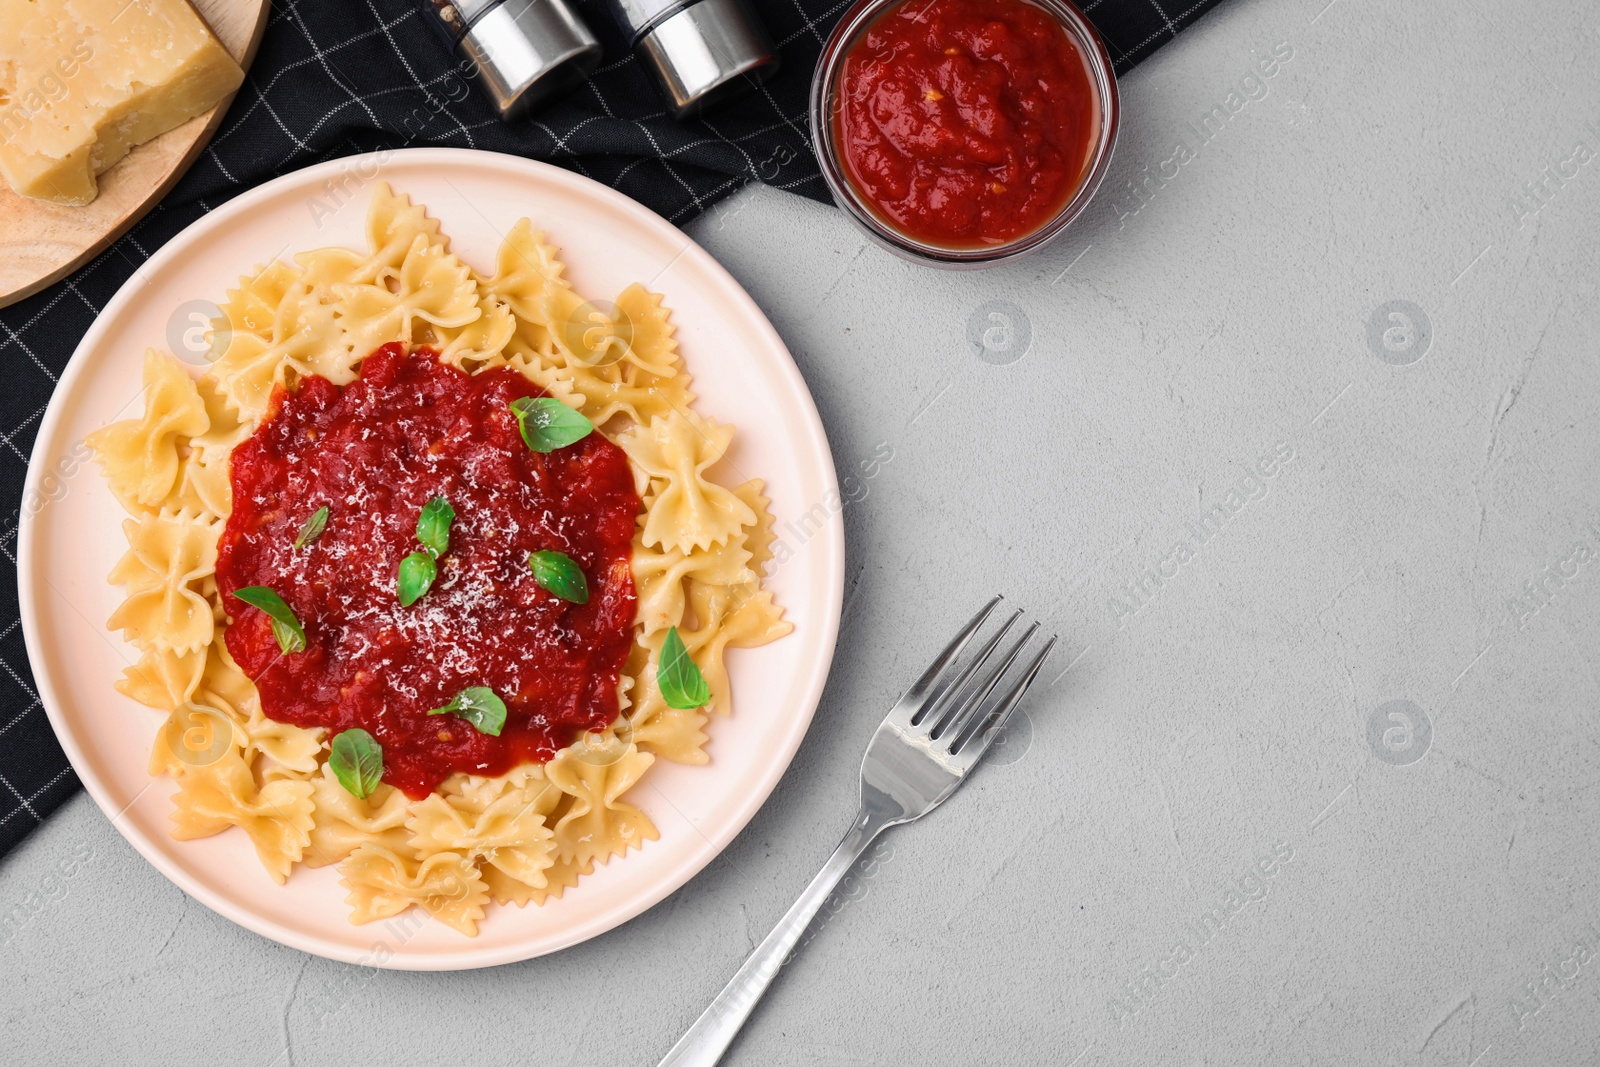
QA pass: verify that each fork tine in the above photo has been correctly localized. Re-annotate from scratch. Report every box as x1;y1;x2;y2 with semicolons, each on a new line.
952;634;1057;757
936;621;1039;744
898;595;1002;724
920;609;1022;734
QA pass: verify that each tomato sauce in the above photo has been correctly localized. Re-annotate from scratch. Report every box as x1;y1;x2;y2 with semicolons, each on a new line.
835;0;1098;247
216;344;640;798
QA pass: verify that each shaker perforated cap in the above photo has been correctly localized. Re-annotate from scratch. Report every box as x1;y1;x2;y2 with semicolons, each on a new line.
635;0;779;120
422;0;602;121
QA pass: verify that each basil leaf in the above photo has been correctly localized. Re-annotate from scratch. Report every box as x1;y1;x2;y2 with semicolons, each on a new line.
427;686;507;737
658;626;709;710
293;506;329;550
396;551;437;606
416;496;455;559
329;729;383;799
232;586;306;654
510;396;593;453
527;549;589;604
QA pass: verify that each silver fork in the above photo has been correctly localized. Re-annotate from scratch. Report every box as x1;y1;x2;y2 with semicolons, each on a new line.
658;596;1055;1066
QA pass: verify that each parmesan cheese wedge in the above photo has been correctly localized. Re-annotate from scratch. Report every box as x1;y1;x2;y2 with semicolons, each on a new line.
0;0;244;206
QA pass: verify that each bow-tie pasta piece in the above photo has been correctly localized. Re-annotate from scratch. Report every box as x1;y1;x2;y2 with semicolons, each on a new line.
243;711;324;781
339;846;489;936
621;411;757;552
212;275;345;417
396;235;482;333
435;296;517;372
272;282;365;384
553;284;697;428
220;260;301;341
327;282;409;370
362;183;446;284
87;350;209;513
545;743;659;869
406;792;556;891
307;765;413;868
631;534;755;635
683;582;793;716
107;515;220;654
117;646;207;715
612;283;681;380
622;656;710;766
485;217;571;332
209;331;281;425
169;747;315;885
166;450;233;520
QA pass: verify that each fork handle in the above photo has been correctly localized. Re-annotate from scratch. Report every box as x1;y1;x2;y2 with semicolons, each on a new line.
657;808;890;1067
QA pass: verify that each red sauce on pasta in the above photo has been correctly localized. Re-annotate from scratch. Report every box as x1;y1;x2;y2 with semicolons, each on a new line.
834;0;1098;247
215;344;639;798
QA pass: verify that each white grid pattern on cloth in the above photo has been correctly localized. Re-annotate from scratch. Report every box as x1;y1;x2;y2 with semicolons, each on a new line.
0;0;1225;857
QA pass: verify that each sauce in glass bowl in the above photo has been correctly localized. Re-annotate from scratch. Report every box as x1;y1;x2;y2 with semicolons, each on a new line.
811;0;1118;268
835;0;1098;248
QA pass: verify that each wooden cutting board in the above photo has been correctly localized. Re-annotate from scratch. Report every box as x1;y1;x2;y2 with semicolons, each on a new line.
0;0;272;309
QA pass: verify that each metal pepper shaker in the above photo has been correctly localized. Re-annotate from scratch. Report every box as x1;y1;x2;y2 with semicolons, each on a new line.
420;0;602;120
598;0;779;119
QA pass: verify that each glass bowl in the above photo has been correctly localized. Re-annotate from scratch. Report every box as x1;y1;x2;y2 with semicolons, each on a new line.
809;0;1120;269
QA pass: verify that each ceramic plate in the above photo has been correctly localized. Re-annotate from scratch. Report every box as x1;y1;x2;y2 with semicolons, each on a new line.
18;148;843;970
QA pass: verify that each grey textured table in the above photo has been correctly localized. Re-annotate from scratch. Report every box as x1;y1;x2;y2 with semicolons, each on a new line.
7;0;1600;1062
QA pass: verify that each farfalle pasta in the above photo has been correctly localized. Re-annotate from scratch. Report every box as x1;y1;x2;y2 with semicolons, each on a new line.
88;185;791;935
622;412;758;553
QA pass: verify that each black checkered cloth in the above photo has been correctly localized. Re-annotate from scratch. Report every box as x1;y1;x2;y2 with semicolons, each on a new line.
0;0;1222;857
